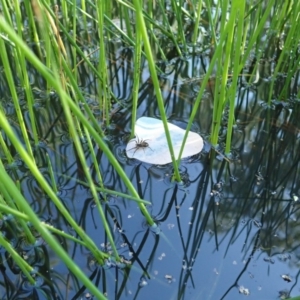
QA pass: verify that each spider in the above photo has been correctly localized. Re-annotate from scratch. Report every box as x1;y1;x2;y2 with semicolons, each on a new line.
127;136;153;156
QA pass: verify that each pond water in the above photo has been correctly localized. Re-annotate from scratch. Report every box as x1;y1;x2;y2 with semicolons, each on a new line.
1;1;300;299
1;46;300;300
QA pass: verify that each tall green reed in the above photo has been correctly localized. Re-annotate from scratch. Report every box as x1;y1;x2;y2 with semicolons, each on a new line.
0;163;107;300
132;0;181;181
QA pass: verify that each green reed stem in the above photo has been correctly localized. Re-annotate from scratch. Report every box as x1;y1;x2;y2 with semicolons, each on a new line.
13;0;39;146
0;17;154;227
79;125;121;259
177;14;232;161
46;153;58;194
24;0;43;59
0;201;108;250
96;0;110;126
0;35;35;162
0;165;107;300
0;129;14;164
238;0;275;72
120;0;133;40
132;0;181;182
225;1;245;154
131;22;142;136
59;175;151;205
0;175;36;245
0;232;35;284
268;2;300;103
211;0;236;146
192;0;203;45
156;0;182;57
0;108;108;261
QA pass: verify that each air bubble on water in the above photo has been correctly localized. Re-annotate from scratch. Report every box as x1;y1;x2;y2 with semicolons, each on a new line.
239;285;250;295
85;292;92;299
139;277;148;287
165;274;174;283
167;223;175;229
158;253;166;260
213;268;219;275
230;176;238;182
103;258;113;270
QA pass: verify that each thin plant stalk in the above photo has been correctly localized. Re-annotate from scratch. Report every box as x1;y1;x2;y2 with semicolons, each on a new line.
13;0;39;145
131;20;142;136
0;17;155;226
132;0;181;181
96;0;110;126
176;15;232;162
0;232;35;284
0;110;108;262
46;153;58;194
268;3;300;103
192;0;203;45
211;0;236;146
0;35;35;161
0;165;107;300
225;1;246;153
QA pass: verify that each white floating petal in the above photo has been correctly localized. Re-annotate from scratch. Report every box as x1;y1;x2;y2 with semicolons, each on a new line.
126;117;203;164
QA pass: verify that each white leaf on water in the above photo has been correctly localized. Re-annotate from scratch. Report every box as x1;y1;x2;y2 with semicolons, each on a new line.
126;117;203;164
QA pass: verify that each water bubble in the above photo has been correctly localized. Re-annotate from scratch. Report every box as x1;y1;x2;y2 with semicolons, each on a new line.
165;274;174;283
139;277;148;287
239;285;250;295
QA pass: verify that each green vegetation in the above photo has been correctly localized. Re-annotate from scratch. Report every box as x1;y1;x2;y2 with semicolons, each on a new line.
0;0;299;298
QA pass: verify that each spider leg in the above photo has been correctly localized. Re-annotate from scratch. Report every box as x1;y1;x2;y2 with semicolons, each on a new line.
127;145;137;152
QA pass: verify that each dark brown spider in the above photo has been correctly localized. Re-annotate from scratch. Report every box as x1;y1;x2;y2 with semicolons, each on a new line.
127;136;153;156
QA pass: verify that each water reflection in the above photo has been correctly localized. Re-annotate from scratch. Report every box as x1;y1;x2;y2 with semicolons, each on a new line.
1;42;300;300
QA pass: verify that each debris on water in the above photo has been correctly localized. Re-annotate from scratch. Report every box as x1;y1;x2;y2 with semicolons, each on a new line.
167;223;175;229
278;253;291;262
126;117;203;164
165;274;175;283
239;285;250;295
292;194;299;202
139;276;148;287
264;257;275;265
252;219;262;228
281;274;292;282
278;290;290;299
158;253;166;260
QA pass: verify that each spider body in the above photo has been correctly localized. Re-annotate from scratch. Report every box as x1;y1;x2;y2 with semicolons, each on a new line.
127;136;153;156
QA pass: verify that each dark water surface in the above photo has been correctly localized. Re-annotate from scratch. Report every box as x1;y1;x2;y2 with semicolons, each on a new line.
1;0;300;294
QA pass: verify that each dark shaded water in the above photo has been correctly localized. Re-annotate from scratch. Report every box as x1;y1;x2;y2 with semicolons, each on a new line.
1;44;300;300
